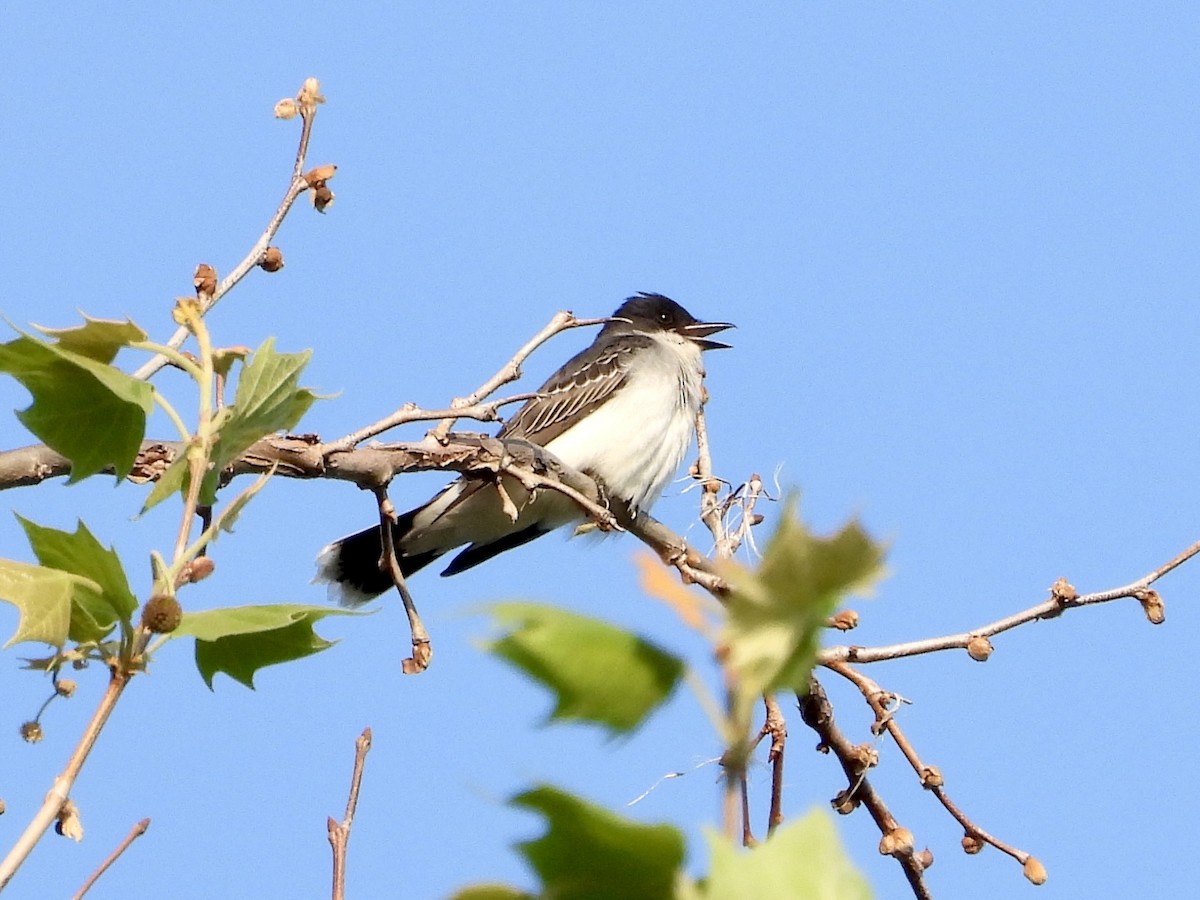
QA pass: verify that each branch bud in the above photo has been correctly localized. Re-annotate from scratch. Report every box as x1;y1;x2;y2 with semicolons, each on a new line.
19;720;43;743
966;635;993;662
55;800;83;842
831;788;859;815
703;478;721;494
919;765;943;788
1023;855;1048;885
848;742;879;772
879;826;914;857
193;263;217;298
1135;588;1165;624
259;246;285;273
183;556;216;584
274;98;299;119
55;679;77;698
312;184;335;213
829;609;859;631
916;848;934;870
304;163;338;186
961;833;984;855
298;76;325;109
1050;576;1078;604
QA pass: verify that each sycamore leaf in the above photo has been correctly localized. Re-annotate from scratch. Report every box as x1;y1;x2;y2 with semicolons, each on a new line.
35;316;148;364
17;516;138;634
172;604;360;688
513;785;684;900
202;338;316;503
138;452;189;515
698;808;872;900
449;887;531;900
719;497;885;707
0;332;153;481
0;560;101;648
485;602;684;734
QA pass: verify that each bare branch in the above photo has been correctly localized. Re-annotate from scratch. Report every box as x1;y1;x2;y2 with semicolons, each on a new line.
797;678;933;900
327;393;540;452
130;83;322;382
0;668;132;890
374;489;431;674
820;540;1198;666
825;661;1041;877
72;817;150;899
428;313;616;443
328;727;373;900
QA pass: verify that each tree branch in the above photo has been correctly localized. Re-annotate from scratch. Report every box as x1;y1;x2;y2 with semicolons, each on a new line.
327;727;372;900
71;816;150;899
0;667;132;891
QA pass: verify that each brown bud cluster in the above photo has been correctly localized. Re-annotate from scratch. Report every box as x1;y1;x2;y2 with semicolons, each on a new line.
274;98;299;119
55;679;77;698
1136;588;1165;625
916;848;934;870
831;788;859;815
183;556;216;584
961;833;984;855
259;246;285;273
1023;856;1048;885
829;609;859;631
193;263;217;297
1050;576;1078;604
919;765;943;789
878;826;914;857
20;721;43;743
966;635;993;662
141;594;183;634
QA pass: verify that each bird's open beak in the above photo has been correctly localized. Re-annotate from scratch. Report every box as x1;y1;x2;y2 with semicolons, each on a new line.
680;320;735;351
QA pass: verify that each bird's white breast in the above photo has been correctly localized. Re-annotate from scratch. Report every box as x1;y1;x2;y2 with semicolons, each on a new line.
544;332;705;511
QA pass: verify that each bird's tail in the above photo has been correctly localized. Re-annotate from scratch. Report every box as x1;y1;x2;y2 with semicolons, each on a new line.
313;508;443;607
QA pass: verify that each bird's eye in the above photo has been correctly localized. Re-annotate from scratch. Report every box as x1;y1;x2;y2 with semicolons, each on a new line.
658;312;670;322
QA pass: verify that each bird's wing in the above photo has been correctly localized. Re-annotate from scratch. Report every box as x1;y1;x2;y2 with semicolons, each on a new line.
499;334;653;446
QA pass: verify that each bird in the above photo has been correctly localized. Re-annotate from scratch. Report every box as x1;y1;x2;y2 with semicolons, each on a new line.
314;292;733;606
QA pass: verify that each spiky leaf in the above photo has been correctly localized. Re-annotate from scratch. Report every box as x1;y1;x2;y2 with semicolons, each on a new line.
173;604;360;688
720;497;885;709
513;785;684;900
0;560;101;648
0;330;153;481
485;602;684;734
698;808;872;900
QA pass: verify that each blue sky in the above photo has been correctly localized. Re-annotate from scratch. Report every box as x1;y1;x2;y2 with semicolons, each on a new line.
3;3;1200;898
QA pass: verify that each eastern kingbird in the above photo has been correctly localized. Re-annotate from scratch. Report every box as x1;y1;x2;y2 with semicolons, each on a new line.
315;292;733;606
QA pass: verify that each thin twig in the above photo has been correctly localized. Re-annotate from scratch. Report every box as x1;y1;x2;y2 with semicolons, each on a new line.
826;660;1038;869
327;393;541;452
761;694;787;836
374;489;431;674
428;314;615;443
798;677;933;900
0;668;132;890
130;84;320;382
820;539;1200;666
328;727;373;900
501;462;621;532
71;817;150;899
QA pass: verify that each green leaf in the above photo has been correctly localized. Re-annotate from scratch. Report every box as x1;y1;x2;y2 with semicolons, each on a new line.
17;516;138;636
485;602;684;734
720;497;885;708
35;315;148;364
203;338;316;503
138;451;189;515
0;331;153;481
0;559;101;648
512;785;685;900
173;604;360;688
698;808;872;900
449;886;532;900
